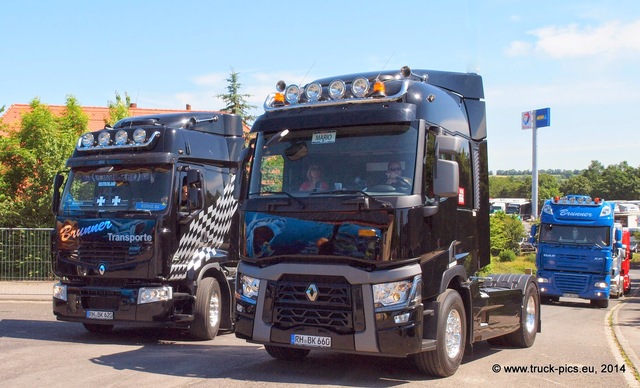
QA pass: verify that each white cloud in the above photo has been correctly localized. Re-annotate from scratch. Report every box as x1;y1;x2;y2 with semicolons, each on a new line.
505;40;532;57
508;19;640;60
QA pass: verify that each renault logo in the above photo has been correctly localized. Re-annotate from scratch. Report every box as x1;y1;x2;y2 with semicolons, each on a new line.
98;263;106;276
305;283;319;302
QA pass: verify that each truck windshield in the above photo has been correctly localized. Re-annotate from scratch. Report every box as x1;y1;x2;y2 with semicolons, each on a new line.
249;124;418;197
59;165;172;214
539;224;610;247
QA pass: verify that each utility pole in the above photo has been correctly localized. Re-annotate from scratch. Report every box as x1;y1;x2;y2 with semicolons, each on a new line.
522;108;550;219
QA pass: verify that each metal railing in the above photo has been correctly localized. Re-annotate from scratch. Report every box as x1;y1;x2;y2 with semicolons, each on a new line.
0;228;54;281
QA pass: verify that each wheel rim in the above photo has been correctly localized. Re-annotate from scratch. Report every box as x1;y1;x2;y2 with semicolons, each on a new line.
208;290;220;328
525;295;536;333
445;309;462;358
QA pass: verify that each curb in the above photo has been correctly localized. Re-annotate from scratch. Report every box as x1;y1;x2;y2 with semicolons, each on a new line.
609;287;640;387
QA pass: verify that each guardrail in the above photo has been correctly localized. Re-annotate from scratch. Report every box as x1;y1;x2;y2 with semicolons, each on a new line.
0;228;54;281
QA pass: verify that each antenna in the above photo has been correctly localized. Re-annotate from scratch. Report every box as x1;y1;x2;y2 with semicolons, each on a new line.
298;61;317;86
376;51;395;81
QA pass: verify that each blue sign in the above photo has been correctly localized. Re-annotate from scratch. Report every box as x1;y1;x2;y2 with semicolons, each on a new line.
535;108;550;128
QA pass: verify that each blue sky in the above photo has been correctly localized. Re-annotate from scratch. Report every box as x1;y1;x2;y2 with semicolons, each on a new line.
2;0;639;172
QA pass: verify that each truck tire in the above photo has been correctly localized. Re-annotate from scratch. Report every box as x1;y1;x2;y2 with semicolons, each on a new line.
265;345;310;361
413;289;466;377
502;281;539;348
590;299;609;309
190;277;222;340
82;323;114;334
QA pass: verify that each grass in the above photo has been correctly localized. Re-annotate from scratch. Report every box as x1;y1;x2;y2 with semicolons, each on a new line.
482;251;640;275
479;253;537;275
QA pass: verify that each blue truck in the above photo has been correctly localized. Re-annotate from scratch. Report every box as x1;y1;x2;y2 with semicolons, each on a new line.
535;195;622;308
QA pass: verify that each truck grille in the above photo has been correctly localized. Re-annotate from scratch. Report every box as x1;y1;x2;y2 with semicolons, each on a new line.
554;273;589;294
61;241;152;265
272;277;353;331
80;289;122;309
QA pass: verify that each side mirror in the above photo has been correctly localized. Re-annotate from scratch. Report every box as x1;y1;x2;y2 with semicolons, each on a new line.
51;173;65;215
185;169;202;210
433;159;459;198
432;134;461;198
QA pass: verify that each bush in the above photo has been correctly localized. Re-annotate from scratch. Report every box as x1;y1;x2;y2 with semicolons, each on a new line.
498;249;517;262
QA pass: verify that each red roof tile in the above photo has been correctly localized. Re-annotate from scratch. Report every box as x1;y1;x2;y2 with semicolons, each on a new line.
0;103;249;136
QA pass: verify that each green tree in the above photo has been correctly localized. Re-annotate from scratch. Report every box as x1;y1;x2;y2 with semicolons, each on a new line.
0;97;88;227
537;173;561;208
106;91;131;126
217;69;256;126
490;212;526;255
559;175;593;196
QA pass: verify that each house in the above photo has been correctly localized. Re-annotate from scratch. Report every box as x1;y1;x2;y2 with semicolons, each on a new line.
0;103;250;136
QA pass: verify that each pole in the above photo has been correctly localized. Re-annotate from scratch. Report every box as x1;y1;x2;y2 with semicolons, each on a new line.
532;122;538;219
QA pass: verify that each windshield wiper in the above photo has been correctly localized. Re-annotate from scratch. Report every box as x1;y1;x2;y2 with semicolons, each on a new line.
252;191;305;209
311;189;391;209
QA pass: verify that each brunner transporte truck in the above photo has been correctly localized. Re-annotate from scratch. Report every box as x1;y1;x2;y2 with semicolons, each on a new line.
51;112;244;339
234;66;541;377
534;195;625;308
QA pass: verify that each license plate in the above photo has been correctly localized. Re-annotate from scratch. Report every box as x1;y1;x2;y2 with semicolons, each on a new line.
563;293;579;298
86;310;114;320
290;334;331;348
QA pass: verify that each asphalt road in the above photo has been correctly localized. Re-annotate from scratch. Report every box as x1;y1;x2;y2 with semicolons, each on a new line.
0;280;638;387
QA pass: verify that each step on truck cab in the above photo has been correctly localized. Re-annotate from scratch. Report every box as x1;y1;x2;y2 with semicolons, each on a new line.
51;112;244;339
234;66;540;377
535;195;623;308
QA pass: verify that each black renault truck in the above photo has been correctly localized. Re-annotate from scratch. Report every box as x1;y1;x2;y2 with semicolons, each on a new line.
234;66;541;376
51;112;243;340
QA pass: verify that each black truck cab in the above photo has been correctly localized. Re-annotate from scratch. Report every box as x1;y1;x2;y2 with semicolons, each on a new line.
51;112;244;339
234;67;540;377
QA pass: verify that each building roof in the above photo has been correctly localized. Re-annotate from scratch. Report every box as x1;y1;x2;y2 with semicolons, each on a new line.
0;103;246;136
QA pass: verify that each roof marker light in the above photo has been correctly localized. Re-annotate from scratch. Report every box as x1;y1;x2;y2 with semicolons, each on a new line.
371;80;386;98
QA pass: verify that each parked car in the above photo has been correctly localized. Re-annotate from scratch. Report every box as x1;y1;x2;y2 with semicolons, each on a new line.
519;237;537;253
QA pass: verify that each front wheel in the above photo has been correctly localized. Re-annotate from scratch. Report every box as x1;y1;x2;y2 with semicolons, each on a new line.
190;277;222;340
590;298;609;309
413;289;466;377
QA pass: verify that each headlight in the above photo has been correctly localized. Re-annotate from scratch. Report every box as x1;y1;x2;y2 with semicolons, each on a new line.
373;275;421;312
594;281;608;288
284;85;300;104
328;80;346;99
80;133;94;147
53;283;67;301
138;286;172;304
537;277;550;283
97;131;111;146
133;128;147;143
305;82;322;102
238;274;260;304
351;77;370;98
115;130;128;145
